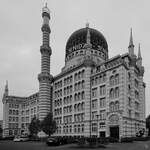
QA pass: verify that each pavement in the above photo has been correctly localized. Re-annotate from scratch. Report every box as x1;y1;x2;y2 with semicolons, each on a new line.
0;140;150;150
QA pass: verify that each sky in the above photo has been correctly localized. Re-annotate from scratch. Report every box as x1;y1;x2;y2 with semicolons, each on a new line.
0;0;150;120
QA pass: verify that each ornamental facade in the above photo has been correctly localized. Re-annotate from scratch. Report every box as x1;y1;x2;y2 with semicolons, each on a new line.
2;5;146;139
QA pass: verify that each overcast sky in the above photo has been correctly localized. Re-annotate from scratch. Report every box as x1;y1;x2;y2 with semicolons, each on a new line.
0;0;150;120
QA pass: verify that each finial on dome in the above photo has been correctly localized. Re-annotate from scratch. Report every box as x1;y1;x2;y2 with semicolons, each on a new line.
86;21;89;28
45;2;47;7
42;2;50;14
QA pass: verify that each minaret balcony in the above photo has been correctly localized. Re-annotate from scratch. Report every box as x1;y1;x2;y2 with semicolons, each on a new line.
40;45;52;55
38;72;53;82
41;24;50;33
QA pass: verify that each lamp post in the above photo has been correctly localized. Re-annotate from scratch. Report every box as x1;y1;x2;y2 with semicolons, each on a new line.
125;121;127;137
96;114;99;146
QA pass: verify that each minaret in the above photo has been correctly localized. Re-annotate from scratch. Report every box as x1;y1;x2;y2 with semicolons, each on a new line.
137;43;142;66
38;3;53;121
2;81;8;103
128;28;134;56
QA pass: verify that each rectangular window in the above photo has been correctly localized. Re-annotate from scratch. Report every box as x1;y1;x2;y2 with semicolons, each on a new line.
91;88;97;98
99;98;106;108
92;99;97;109
100;85;106;96
99;110;106;120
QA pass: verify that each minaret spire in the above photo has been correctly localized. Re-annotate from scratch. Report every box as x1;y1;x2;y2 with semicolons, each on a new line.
128;28;134;56
5;80;8;96
129;28;134;47
38;4;53;120
138;43;142;59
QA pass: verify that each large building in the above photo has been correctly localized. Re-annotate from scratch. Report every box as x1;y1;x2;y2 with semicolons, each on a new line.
2;5;146;139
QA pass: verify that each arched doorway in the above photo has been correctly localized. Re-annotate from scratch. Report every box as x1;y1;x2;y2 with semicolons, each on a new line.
109;114;119;139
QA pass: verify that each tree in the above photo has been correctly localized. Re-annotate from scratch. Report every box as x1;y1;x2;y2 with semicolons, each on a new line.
41;112;57;136
28;117;41;137
146;115;150;136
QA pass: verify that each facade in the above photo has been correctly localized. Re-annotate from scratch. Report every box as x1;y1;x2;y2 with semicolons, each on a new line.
2;5;146;139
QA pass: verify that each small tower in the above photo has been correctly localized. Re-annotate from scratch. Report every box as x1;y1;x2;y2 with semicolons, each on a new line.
2;81;8;103
38;3;53;121
137;43;142;67
128;28;134;56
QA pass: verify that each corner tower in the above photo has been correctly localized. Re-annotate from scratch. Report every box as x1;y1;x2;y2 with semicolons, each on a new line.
38;4;53;120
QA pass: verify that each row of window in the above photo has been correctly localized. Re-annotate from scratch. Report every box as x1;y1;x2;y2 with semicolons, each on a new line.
54;92;85;108
74;80;85;91
9;103;19;108
91;122;106;132
74;70;85;81
109;74;119;86
74;113;84;122
92;110;106;120
8;123;18;129
74;102;85;112
21;107;37;115
54;80;62;90
9;116;18;122
55;117;62;125
9;109;19;115
91;73;106;86
109;101;119;112
21;116;30;122
64;75;73;86
91;85;106;98
63;115;72;123
74;91;85;101
63;105;72;114
56;124;84;134
109;87;119;99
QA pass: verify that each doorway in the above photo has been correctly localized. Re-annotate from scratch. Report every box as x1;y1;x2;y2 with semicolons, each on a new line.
110;126;119;139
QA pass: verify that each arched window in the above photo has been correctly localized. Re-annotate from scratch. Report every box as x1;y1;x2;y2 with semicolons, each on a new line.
115;101;119;111
109;102;114;112
110;88;114;99
109;76;113;86
115;74;119;85
81;91;85;99
82;80;85;89
74;94;77;101
115;87;119;98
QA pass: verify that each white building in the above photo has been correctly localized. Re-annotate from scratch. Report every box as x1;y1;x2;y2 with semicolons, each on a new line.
2;4;146;139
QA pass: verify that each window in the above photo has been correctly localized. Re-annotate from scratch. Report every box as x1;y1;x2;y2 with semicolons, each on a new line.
92;123;97;132
100;85;106;96
99;98;106;108
92;111;97;120
92;99;97;109
99;110;106;120
92;88;97;98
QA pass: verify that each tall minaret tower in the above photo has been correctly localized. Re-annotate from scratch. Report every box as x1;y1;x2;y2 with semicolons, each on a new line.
38;3;53;121
128;28;135;56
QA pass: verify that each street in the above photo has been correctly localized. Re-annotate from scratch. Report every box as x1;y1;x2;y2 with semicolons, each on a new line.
0;140;150;150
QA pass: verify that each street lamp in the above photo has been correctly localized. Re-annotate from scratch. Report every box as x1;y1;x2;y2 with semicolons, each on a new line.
96;114;99;146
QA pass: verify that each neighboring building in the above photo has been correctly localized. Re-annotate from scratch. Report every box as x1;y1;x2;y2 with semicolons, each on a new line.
2;4;146;139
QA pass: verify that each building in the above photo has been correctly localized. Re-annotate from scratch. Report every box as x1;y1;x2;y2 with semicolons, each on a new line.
2;4;146;139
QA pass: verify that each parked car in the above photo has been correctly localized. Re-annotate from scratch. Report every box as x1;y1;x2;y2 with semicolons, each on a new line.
46;137;61;146
13;136;29;142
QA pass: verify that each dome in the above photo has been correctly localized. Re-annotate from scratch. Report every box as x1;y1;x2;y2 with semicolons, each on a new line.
65;27;108;57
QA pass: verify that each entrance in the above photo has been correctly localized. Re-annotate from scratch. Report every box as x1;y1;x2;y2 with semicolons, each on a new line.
110;126;119;139
99;131;106;137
